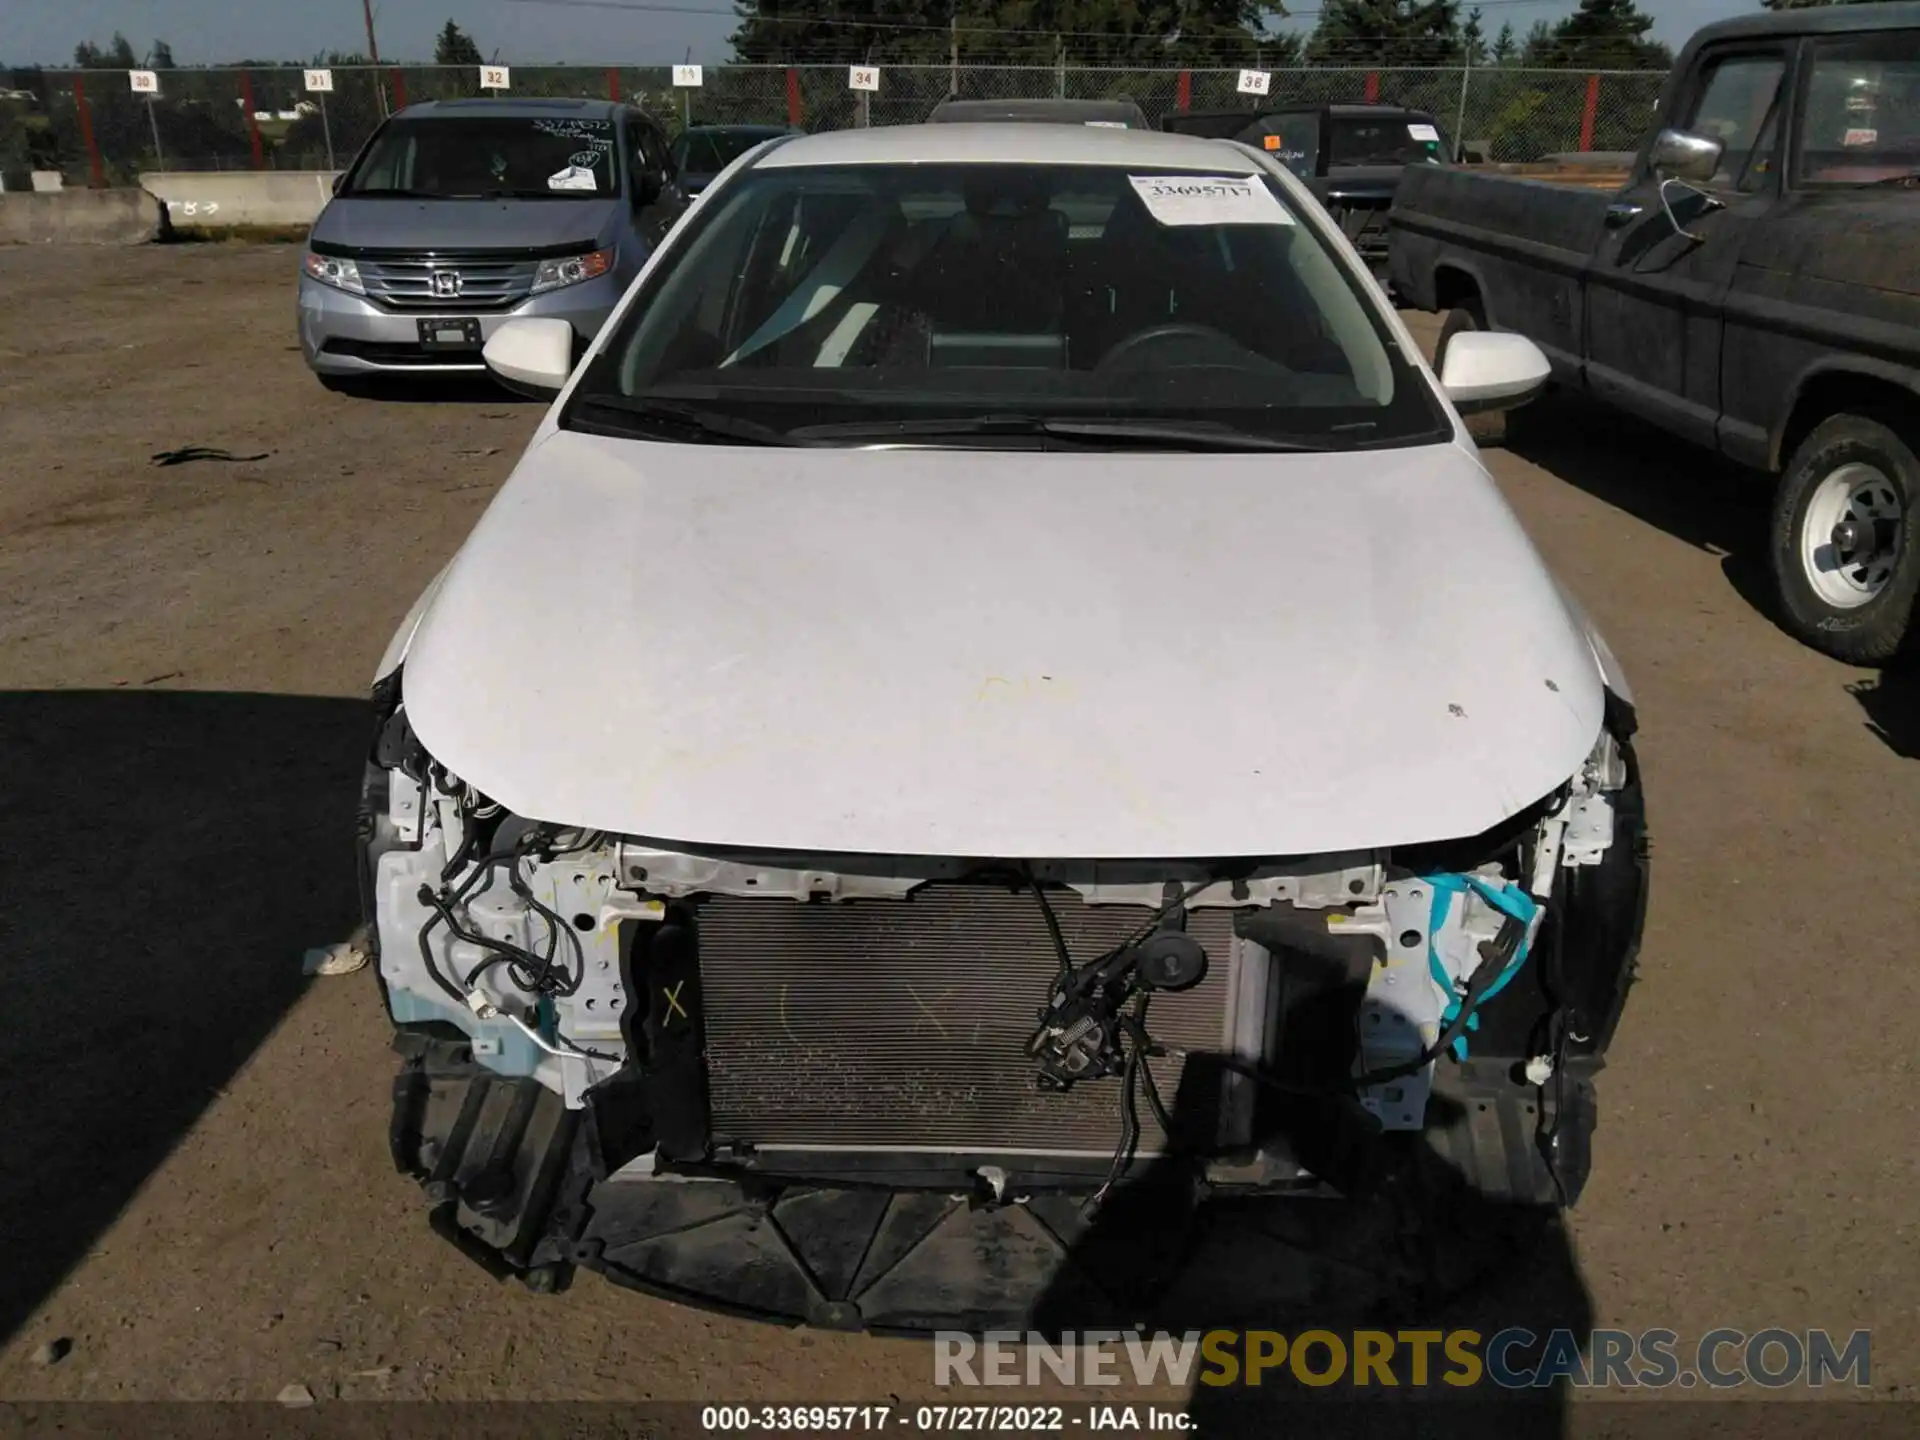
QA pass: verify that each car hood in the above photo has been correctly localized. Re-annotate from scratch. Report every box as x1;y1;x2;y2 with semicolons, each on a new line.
400;431;1607;859
310;195;620;253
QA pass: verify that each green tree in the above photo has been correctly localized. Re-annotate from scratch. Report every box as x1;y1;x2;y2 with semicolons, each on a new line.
73;33;138;68
434;20;485;66
1489;19;1515;62
1459;5;1486;65
1530;0;1670;69
1306;0;1463;67
150;40;176;68
1760;0;1875;8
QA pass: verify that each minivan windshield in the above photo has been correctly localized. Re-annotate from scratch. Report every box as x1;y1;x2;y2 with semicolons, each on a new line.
566;162;1444;450
344;116;621;199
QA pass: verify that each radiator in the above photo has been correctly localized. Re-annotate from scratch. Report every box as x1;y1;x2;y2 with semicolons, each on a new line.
696;885;1244;1156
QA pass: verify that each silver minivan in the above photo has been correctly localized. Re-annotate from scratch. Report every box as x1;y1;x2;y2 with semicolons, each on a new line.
298;97;686;388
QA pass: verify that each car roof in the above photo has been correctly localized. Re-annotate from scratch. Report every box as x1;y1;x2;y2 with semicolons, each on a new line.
1688;0;1920;43
398;96;628;121
682;122;793;134
928;97;1148;126
754;122;1261;170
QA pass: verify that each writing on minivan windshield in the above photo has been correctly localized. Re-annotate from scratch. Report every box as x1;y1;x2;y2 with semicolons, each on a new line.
567;162;1446;451
344;116;618;199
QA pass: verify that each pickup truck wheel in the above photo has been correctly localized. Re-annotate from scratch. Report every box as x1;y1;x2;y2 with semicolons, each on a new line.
1771;414;1920;664
1435;299;1517;446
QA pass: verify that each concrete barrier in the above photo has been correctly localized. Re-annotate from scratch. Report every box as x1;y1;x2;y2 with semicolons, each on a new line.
0;187;169;245
140;171;339;231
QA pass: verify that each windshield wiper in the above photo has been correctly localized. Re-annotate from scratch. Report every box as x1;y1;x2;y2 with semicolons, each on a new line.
786;413;1336;452
570;394;796;447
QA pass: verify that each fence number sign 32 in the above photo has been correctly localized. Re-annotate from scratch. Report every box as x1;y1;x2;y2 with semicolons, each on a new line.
480;66;511;90
848;67;880;92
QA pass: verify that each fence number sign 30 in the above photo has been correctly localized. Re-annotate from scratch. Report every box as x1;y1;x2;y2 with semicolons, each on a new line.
673;65;703;87
128;69;159;94
1237;70;1271;96
304;69;335;93
480;66;511;90
848;66;880;92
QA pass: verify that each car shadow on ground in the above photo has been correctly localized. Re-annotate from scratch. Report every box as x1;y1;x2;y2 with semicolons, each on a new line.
1846;668;1920;759
0;689;367;1344
1500;391;1778;626
323;376;543;406
1025;1062;1592;1433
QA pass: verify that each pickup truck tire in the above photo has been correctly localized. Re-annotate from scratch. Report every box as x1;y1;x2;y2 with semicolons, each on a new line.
1771;414;1920;665
1435;298;1519;447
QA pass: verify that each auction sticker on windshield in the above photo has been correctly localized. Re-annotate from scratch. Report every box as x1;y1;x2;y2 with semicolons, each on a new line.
1128;175;1293;227
1408;122;1441;142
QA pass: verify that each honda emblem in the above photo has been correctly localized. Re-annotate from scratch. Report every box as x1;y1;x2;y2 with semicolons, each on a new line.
430;270;462;299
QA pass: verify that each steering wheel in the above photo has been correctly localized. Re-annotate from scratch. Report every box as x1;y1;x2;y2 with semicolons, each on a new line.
1094;322;1244;373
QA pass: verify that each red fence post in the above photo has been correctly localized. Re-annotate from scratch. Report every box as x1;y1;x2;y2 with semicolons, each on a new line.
607;67;621;102
74;75;105;188
240;70;265;169
1579;74;1600;151
1176;70;1192;111
785;67;803;127
1364;71;1381;103
392;68;408;110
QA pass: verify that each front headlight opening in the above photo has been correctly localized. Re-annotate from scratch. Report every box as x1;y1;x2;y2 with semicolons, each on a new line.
531;248;613;295
304;252;365;295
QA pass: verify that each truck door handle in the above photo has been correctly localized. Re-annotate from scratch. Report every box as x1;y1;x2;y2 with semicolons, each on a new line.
1605;201;1644;228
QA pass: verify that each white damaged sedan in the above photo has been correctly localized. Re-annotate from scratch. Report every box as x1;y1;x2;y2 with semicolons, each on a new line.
361;124;1647;1324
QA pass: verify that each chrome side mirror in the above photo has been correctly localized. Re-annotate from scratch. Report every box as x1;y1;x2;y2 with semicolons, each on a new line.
1649;128;1722;183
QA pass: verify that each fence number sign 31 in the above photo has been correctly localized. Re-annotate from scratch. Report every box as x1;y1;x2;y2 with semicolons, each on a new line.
304;70;334;93
848;67;880;92
128;69;158;94
1237;70;1271;96
481;66;511;90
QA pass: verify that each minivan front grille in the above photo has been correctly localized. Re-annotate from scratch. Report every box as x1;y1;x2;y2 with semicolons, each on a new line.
357;254;541;312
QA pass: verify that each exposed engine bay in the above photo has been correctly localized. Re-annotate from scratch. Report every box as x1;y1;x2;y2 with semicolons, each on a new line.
360;671;1646;1323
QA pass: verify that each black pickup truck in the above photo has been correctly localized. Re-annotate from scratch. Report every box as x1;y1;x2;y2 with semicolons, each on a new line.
1390;3;1920;664
1165;103;1451;275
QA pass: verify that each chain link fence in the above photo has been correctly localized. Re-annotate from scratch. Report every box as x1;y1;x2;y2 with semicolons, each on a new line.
0;63;1668;187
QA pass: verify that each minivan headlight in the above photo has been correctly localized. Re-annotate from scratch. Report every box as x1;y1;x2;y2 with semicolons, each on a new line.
303;251;365;295
531;247;614;295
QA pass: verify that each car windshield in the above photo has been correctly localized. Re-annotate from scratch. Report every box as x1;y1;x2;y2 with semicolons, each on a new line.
1796;34;1920;185
344;116;620;199
675;128;785;174
566;161;1444;450
1327;117;1447;167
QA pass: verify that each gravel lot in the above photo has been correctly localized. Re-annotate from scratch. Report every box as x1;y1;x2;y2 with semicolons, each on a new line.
2;244;1917;1420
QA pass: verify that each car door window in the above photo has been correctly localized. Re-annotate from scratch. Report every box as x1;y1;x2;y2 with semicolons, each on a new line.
1795;32;1920;186
1686;52;1787;188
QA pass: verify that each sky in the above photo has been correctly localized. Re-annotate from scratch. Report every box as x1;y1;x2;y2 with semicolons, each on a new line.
2;0;1766;67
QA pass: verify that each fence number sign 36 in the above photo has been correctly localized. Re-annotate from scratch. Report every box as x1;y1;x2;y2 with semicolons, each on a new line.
480;66;511;90
128;69;159;94
1237;70;1271;96
848;66;880;92
304;69;334;93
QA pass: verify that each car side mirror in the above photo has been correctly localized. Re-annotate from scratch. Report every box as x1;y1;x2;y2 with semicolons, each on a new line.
1439;330;1551;416
1649;127;1722;184
483;317;575;401
330;172;345;195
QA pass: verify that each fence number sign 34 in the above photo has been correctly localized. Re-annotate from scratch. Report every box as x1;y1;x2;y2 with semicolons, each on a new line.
848;67;880;92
